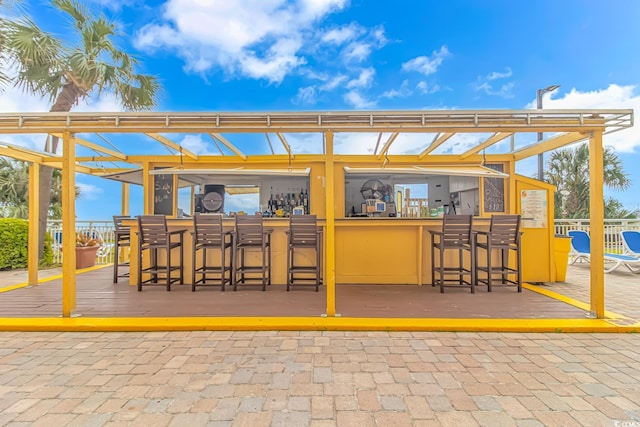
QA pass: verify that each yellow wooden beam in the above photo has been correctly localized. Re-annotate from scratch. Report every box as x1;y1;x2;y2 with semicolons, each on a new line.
325;131;336;317
0;145;44;163
460;132;513;159
28;163;39;287
276;133;293;159
417;133;454;159
74;156;125;163
589;130;605;319
513;132;587;160
376;132;399;159
51;133;126;160
144;133;199;160
61;131;77;317
209;133;247;160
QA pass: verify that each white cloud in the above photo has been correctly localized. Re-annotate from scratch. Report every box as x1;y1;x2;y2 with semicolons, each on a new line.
178;134;217;155
381;80;412;99
320;74;348;91
343;91;376;109
346;68;375;89
473;67;514;98
294;86;317;104
343;42;372;63
401;46;450;76
134;0;348;84
76;181;104;200
487;67;512;80
416;81;440;94
321;23;361;45
528;84;640;153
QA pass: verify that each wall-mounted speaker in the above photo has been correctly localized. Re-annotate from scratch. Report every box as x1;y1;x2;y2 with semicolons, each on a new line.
194;193;205;213
201;184;225;213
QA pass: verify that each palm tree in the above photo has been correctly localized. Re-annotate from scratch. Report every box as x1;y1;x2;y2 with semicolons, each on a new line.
545;143;632;219
2;0;159;256
0;157;76;219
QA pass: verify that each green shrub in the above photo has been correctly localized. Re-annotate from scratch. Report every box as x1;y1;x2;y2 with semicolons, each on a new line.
0;218;53;270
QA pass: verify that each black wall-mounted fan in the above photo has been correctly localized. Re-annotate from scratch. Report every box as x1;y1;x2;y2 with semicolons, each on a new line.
360;179;385;200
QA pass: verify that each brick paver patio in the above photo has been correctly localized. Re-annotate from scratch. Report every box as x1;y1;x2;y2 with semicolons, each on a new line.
1;264;640;425
1;330;639;426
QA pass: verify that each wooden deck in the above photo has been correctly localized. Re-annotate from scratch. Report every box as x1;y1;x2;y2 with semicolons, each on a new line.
0;266;589;319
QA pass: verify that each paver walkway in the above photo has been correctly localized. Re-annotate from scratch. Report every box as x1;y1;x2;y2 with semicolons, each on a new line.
2;265;640;425
1;330;640;426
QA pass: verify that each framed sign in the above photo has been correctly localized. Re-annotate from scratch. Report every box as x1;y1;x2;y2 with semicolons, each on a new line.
521;189;547;228
153;173;174;215
484;164;505;212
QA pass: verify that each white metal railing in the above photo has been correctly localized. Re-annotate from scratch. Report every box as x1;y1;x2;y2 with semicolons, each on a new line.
47;220;115;265
554;219;640;254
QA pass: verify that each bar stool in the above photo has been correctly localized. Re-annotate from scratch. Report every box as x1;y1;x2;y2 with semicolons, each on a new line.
232;214;272;291
136;215;185;291
113;215;131;283
286;215;322;291
474;214;522;292
429;214;475;293
191;213;233;291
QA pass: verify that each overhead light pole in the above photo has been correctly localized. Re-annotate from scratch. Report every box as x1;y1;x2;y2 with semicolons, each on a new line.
536;84;560;180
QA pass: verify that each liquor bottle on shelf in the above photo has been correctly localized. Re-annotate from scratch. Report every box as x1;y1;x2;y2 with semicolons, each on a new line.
303;189;309;214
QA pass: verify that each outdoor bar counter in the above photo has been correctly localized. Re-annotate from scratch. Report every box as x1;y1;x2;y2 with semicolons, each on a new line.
126;216;531;287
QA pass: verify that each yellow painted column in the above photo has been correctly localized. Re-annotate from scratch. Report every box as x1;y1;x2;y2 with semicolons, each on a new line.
325;131;336;317
142;162;152;215
122;183;130;216
28;163;40;287
588;130;605;318
61;132;77;317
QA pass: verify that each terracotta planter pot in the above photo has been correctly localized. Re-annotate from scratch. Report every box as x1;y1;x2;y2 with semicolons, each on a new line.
75;246;100;269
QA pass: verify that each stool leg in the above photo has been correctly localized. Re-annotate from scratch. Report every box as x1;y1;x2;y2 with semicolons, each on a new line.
166;244;171;291
113;241;118;283
315;243;320;292
192;241;197;292
220;244;225;291
487;243;493;292
286;241;291;291
137;245;143;292
431;238;436;287
261;242;267;291
232;241;238;291
502;248;508;285
439;246;445;293
179;236;184;286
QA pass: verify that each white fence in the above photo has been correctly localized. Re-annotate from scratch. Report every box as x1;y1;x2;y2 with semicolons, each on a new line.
47;220;115;265
45;218;640;265
554;219;640;254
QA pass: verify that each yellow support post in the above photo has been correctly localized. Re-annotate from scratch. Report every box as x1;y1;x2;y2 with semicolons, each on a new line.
61;132;77;317
28;163;40;287
589;130;605;318
121;183;130;216
142;163;152;214
325;131;336;317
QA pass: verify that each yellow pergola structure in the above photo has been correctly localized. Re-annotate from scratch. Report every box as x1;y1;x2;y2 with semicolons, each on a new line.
0;109;633;327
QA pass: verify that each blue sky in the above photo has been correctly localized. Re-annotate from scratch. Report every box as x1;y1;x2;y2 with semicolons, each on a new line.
2;0;640;219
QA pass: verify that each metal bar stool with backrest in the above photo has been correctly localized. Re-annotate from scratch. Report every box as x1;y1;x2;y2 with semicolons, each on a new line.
136;215;185;291
232;214;272;291
286;215;322;291
429;215;475;293
113;215;131;283
474;214;522;292
191;213;233;291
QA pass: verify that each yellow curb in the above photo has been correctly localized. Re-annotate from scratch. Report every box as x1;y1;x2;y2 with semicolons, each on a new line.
0;264;111;294
0;316;637;333
523;282;635;322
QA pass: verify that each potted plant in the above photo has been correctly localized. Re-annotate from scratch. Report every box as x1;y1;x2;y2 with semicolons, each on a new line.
75;232;103;269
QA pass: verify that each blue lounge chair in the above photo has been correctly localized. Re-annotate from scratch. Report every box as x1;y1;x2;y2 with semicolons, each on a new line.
568;230;640;274
621;230;640;257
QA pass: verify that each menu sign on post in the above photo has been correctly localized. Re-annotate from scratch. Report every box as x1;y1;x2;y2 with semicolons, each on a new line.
153;173;174;215
520;189;547;228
